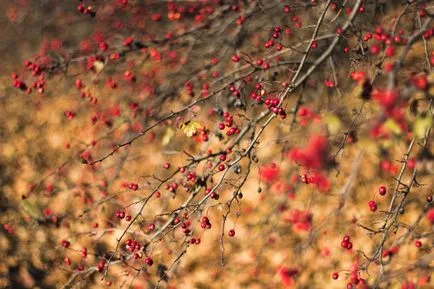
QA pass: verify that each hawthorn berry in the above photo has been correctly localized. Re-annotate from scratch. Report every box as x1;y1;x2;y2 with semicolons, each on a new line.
369;200;377;212
370;44;380;55
228;229;235;237
169;217;179;225
210;192;219;200
341;240;349;248
64;257;71;266
61;240;70;248
116;210;126;219
311;41;317;49
385;46;395;57
231;54;240;63
145;257;153;266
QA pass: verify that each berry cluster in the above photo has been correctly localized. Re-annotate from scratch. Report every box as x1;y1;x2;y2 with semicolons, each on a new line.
125;239;141;253
264;96;287;119
200;216;212;229
341;235;353;250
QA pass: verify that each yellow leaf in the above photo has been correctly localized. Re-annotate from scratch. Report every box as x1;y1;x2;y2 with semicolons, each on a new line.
382;139;393;149
383;118;402;135
413;115;432;138
324;113;342;135
181;121;202;137
21;200;42;219
162;127;176;146
93;60;105;73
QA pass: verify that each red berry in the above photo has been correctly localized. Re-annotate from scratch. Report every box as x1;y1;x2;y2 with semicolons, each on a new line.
379;186;387;196
228;229;235;237
341;240;349;248
370;44;380;55
332;272;339;280
145;257;153;266
64;257;71;266
385;46;395;57
147;223;155;231
116;210;125;219
61;240;70;248
232;54;240;63
77;4;85;13
123;37;133;47
311;41;317;49
210;192;219;200
415;240;422;248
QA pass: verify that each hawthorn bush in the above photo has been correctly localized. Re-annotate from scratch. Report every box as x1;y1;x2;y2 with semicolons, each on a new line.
1;0;433;289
